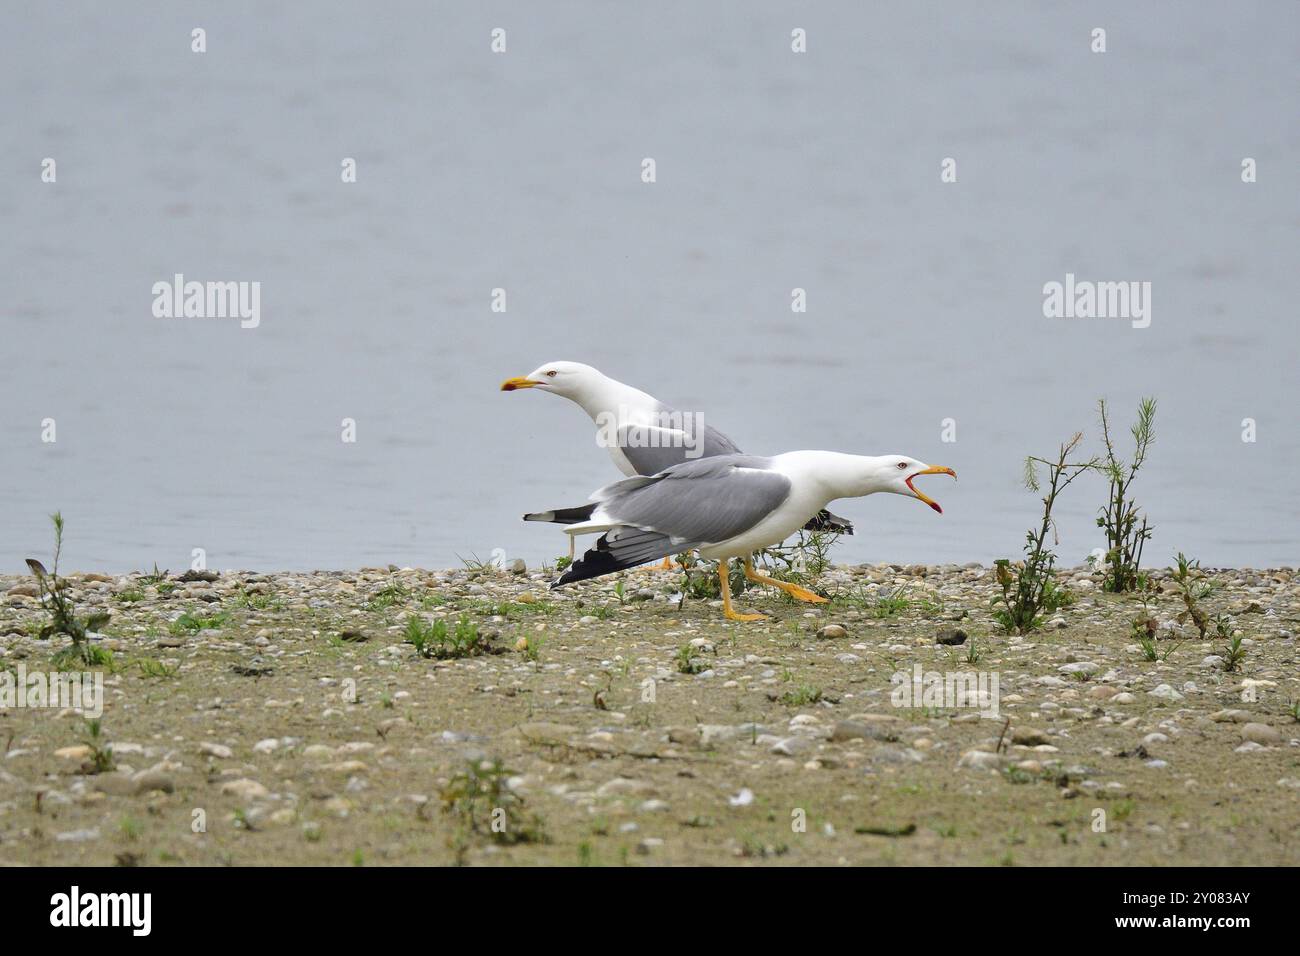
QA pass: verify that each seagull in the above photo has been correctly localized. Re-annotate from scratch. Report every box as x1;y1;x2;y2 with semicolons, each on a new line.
501;361;854;562
524;451;955;621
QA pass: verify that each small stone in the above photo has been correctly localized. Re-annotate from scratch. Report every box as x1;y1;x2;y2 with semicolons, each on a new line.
93;773;138;796
200;742;233;759
1148;684;1184;701
817;624;849;640
1011;728;1051;747
221;778;269;800
508;558;527;575
245;805;297;828
771;737;813;756
957;749;1006;771
1210;709;1252;723
54;745;92;760
55;828;101;843
232;661;273;677
378;718;408;735
935;628;967;646
1241;723;1281;746
1059;661;1098;677
872;746;925;764
695;725;737;746
132;768;176;794
177;569;218;583
831;720;896;743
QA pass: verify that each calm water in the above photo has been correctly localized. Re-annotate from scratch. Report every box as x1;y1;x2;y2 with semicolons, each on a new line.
2;2;1296;573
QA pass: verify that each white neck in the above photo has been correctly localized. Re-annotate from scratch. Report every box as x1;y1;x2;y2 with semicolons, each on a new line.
774;451;893;502
569;373;661;424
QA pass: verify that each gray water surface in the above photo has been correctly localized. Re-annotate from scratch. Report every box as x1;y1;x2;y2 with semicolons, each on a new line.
2;2;1297;573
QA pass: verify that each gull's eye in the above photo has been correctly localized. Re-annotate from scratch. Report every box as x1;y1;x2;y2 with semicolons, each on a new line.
546;370;558;377
897;462;908;470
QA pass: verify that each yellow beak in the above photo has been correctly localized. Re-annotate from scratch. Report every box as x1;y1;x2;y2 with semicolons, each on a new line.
905;466;956;514
500;376;539;391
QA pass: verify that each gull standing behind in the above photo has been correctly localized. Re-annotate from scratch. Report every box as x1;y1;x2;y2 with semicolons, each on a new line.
502;361;855;561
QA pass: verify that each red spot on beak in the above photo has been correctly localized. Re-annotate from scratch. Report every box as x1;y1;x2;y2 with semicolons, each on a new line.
905;466;954;514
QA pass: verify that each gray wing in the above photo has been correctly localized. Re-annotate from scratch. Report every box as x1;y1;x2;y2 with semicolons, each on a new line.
594;454;790;545
617;401;743;476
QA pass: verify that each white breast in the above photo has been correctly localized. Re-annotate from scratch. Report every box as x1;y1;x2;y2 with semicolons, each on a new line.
697;455;833;560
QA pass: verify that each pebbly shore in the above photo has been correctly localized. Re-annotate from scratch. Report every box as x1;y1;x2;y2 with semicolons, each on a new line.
1;561;1296;865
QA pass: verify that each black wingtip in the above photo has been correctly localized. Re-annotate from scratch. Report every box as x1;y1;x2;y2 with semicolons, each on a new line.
553;547;625;587
804;509;854;536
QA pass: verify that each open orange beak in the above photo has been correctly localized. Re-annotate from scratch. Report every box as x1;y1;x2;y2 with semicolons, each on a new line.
905;466;956;514
500;376;540;391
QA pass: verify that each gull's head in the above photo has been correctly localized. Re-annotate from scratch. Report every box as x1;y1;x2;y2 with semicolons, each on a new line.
500;360;599;400
875;456;956;513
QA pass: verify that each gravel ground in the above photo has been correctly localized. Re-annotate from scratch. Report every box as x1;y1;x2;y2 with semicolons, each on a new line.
1;559;1297;866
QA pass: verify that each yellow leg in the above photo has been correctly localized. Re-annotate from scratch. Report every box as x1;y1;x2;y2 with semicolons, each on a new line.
743;558;828;603
721;559;765;622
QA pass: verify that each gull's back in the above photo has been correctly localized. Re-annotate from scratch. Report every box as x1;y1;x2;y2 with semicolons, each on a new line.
612;399;744;476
